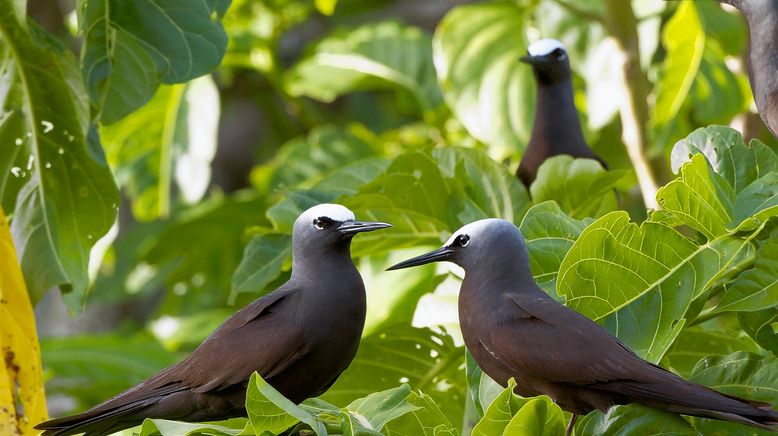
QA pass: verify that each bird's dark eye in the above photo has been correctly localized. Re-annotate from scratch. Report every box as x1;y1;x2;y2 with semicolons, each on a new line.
313;217;332;230
455;234;470;247
552;48;565;58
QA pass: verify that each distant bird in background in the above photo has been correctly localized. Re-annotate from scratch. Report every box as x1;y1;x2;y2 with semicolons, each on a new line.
36;204;391;436
388;219;778;436
719;0;778;139
518;39;606;187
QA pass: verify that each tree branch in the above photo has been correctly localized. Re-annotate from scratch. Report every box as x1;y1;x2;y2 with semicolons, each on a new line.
602;0;660;210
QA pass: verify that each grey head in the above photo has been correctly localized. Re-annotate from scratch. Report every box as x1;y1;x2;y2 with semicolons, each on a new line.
291;204;391;274
387;219;534;282
520;39;572;85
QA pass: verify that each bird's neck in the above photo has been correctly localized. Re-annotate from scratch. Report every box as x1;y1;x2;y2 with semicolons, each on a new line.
530;80;587;150
461;252;537;301
290;245;361;287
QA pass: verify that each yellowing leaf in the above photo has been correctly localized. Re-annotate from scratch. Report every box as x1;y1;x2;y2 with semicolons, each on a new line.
0;207;47;434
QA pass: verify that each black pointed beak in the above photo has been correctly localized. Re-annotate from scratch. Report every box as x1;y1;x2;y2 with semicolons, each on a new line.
520;54;546;65
337;220;392;236
386;247;454;271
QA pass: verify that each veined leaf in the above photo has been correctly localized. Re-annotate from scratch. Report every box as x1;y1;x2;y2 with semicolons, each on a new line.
0;208;48;434
101;76;220;221
433;2;534;159
665;326;760;377
558;211;755;361
80;0;230;123
0;6;119;310
716;241;778;313
577;404;697;435
284;21;442;112
139;418;249;436
529;156;626;220
501;396;564;436
383;391;456;436
230;233;292;302
323;326;465;428
519;201;591;298
246;372;326;435
346;384;418;431
670;126;778;193
738;309;778;358
471;378;526;436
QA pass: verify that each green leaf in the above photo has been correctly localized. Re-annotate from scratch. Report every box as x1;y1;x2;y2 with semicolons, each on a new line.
665;326;760;378
433;2;534;158
80;0;230;123
730;172;778;232
529;156;626;220
246;372;326;435
139;418;250;436
230;233;292;303
432;147;529;225
323;326;465;429
501;396;564;436
716;241;778;313
101;76;220;221
652;1;704;133
383;391;457;436
284;21;442;112
40;332;176;412
689;351;778;434
346;384;418;431
577;404;698;435
738;309;778;358
670;126;778;193
656;153;735;240
558;211;755;361
471;378;526;436
519;201;591;298
0;10;119;310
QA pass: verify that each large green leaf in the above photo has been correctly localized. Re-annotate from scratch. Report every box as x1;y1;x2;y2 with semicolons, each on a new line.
716;241;778;313
284;21;442;112
346;384;419;432
101;76;220;221
670;126;778;193
246;372;326;435
738;309;778;358
0;7;119;310
529;156;626;220
433;2;534;159
40;332;176;412
80;0;230;123
577;404;698;435
689;352;778;435
383;391;457;436
139;418;249;436
471;378;526;436
501;396;564;436
558;212;755;361
230;233;292;302
519;201;591;298
323;326;465;428
664;326;760;378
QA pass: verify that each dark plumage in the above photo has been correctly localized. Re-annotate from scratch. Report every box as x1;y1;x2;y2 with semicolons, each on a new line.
518;39;606;187
720;0;778;139
389;219;778;436
36;204;391;436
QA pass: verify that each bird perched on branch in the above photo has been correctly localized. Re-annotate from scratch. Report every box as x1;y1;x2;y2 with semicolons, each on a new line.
36;204;391;436
517;39;606;187
388;219;778;436
719;0;778;140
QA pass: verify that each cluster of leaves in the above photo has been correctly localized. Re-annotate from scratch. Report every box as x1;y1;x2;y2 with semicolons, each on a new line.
1;0;776;435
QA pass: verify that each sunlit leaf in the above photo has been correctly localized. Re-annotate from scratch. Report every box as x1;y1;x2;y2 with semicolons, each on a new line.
577;403;697;435
665;326;760;377
716;241;778;313
738;309;778;358
471;378;526;436
246;372;326;435
502;396;564;436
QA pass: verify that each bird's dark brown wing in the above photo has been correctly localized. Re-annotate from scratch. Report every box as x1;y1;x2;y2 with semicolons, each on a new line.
484;292;646;386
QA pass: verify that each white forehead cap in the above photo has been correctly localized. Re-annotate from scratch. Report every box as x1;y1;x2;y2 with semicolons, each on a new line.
444;219;503;246
527;38;566;56
298;203;355;224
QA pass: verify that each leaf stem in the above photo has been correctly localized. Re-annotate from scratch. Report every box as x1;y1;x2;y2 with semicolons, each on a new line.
602;0;660;210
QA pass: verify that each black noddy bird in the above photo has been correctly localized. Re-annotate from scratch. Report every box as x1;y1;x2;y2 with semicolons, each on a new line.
388;219;778;435
518;39;606;187
36;204;391;436
719;0;778;139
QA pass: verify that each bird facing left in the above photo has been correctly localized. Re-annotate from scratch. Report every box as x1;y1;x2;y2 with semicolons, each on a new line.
35;204;391;436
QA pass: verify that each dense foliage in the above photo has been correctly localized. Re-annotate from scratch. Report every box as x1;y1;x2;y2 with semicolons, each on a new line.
1;0;776;435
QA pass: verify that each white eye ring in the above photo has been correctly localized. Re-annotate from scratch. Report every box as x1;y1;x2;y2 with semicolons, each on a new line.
313;217;328;230
457;234;470;247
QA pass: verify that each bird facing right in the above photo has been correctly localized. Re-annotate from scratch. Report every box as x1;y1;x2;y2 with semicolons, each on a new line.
388;218;778;436
517;39;606;187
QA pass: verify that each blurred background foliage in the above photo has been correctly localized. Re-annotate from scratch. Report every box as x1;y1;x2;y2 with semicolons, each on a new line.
1;0;776;434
